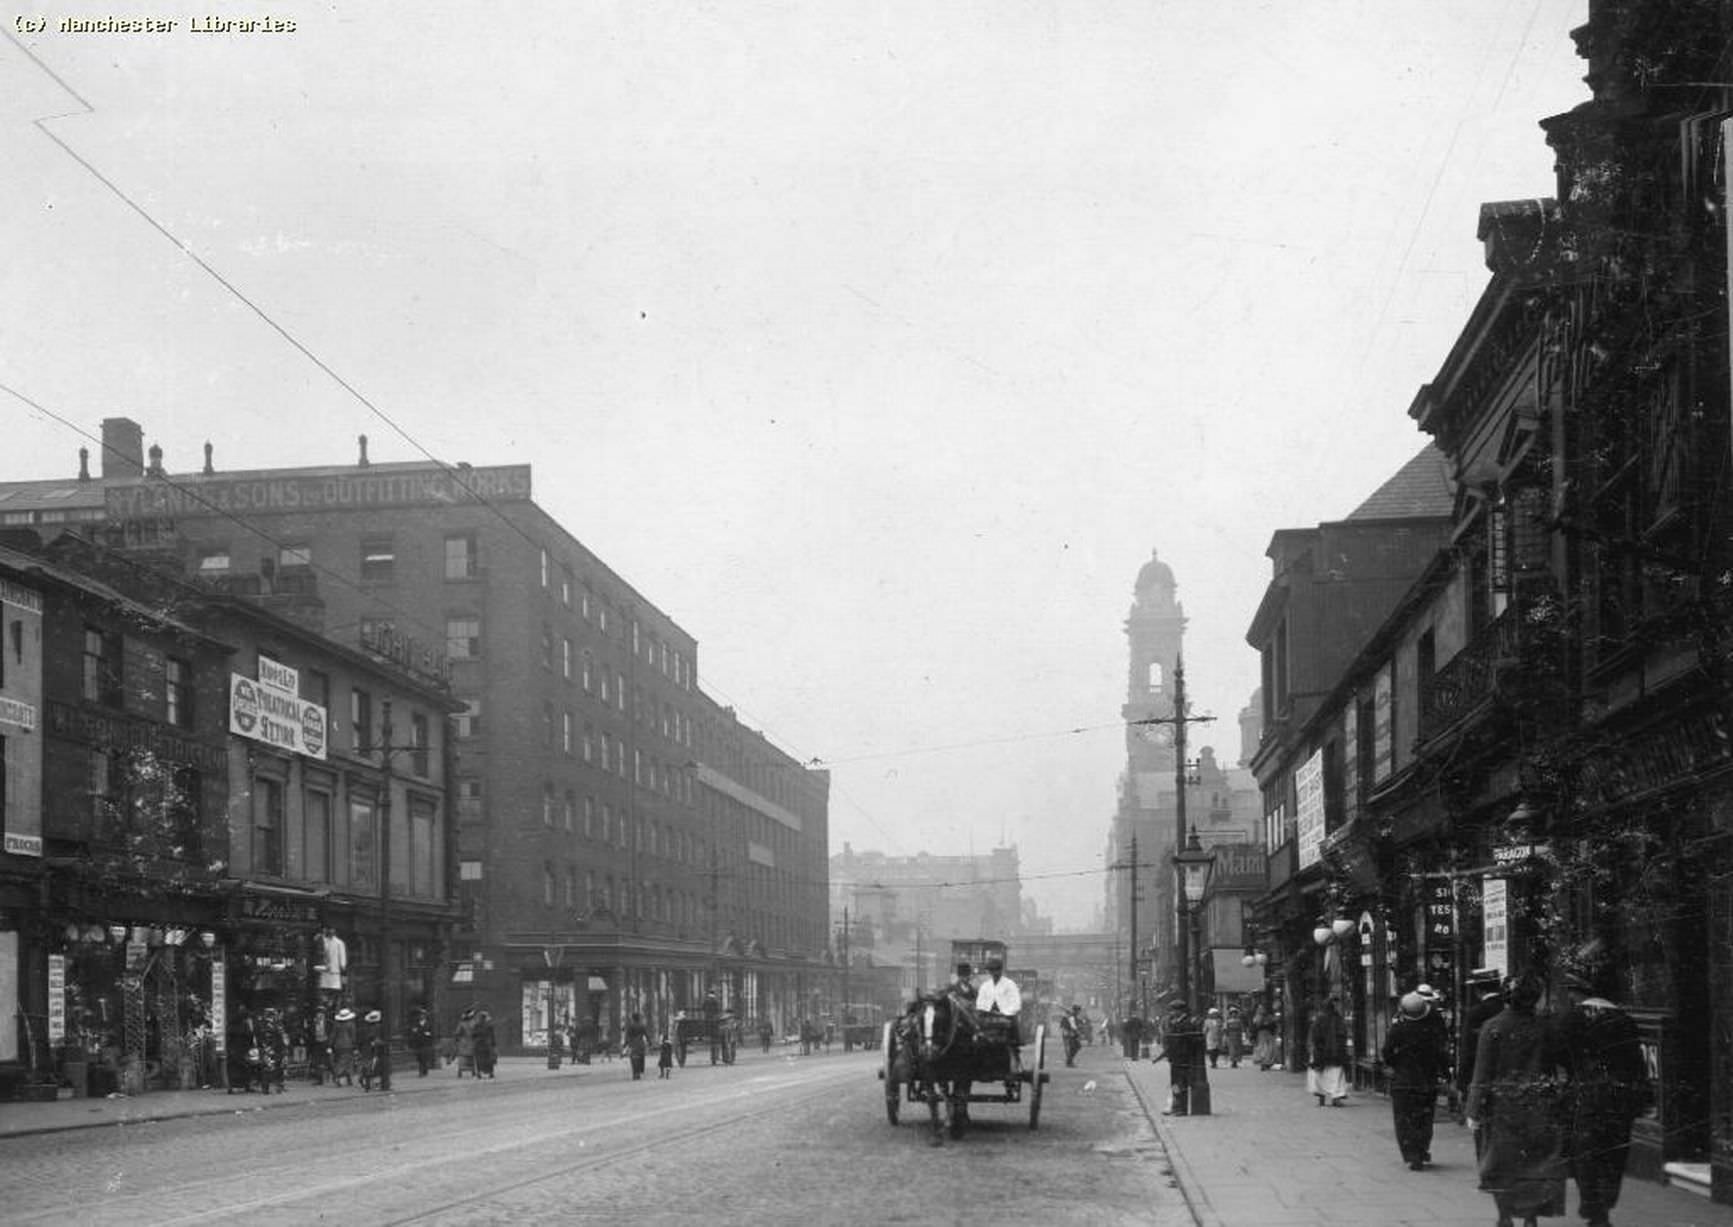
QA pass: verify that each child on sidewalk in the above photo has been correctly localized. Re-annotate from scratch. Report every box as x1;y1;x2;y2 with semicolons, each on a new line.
657;1034;674;1078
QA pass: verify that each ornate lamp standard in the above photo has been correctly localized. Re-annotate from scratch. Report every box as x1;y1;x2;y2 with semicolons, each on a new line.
1173;825;1216;1114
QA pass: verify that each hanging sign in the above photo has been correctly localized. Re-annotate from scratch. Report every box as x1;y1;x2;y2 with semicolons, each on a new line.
46;955;65;1044
229;673;327;760
1482;879;1509;976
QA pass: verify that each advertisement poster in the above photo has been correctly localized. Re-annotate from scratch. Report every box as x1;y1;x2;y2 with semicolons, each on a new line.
1295;749;1325;869
211;960;227;1054
1482;879;1508;975
46;953;65;1045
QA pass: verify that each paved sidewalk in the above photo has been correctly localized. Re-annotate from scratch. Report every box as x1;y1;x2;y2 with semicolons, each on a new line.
0;1040;832;1140
1121;1058;1733;1227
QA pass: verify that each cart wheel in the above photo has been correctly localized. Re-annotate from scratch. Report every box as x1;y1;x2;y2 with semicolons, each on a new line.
676;1037;687;1068
1029;1024;1047;1130
881;1022;900;1125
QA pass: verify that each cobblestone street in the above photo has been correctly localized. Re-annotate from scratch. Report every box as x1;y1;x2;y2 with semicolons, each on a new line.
0;1046;1184;1225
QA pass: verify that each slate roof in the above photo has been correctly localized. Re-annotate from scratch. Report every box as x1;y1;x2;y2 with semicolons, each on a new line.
1345;444;1454;521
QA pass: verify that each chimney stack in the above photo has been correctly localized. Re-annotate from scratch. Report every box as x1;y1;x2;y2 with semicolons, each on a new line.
147;443;164;476
100;418;145;479
357;434;370;467
203;441;214;475
78;447;90;482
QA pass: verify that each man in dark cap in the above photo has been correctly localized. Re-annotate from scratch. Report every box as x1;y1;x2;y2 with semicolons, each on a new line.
1456;967;1505;1126
1557;971;1649;1227
1154;996;1203;1116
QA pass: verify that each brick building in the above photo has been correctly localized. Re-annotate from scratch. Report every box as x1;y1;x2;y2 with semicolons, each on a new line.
0;422;831;1050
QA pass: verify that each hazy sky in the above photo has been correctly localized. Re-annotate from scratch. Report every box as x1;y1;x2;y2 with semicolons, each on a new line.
2;1;1589;927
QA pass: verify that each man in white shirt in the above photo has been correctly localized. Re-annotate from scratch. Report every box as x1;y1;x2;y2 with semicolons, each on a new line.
975;955;1021;1017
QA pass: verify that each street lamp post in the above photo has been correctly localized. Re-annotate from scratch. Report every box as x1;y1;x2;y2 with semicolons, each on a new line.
1173;824;1217;1116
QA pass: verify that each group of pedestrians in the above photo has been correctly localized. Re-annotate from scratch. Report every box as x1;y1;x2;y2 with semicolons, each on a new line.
1360;968;1649;1227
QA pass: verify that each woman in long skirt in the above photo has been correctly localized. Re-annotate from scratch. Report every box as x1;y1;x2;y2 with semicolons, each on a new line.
1307;997;1350;1106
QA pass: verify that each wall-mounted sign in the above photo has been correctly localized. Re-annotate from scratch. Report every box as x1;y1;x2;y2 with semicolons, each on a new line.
1482;879;1508;975
1373;665;1393;783
230;673;327;760
1295;750;1325;870
46;954;65;1043
107;464;532;520
4;833;42;857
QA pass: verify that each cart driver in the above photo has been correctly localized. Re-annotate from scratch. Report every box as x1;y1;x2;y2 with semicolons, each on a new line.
975;955;1021;1018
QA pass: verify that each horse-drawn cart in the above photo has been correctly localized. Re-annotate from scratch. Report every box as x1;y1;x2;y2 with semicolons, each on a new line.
674;1012;738;1067
877;992;1048;1142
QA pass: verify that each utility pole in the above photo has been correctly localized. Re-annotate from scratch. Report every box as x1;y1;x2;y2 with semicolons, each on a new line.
378;700;396;1094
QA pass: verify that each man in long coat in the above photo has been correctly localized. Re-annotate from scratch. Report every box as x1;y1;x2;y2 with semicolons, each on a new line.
1383;991;1450;1169
1557;973;1649;1227
1466;971;1568;1226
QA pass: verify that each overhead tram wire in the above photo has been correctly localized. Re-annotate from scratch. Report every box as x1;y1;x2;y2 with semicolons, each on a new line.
4;384;455;649
4;29;565;570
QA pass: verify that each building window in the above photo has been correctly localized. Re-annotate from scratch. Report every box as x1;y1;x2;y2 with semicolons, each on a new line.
253;776;285;875
411;799;436;898
562;710;574;755
565;869;576;907
582;653;593;693
360;538;395;583
445;535;478;580
168;766;202;860
350;798;377;888
304;788;332;883
542;627;554;671
582;588;592;621
82;627;122;706
165;656;194;728
543;784;555;827
197;548;230;574
583;795;594;838
459;777;483;800
460;860;483;881
542;703;553;748
304;669;330;709
562;638;573;681
543;863;555;906
352;689;374;754
563;790;575;831
598;603;608;634
279;544;312;569
446;617;481;659
616;673;626;711
561;569;573;607
411;712;430;777
631;620;640;655
582;723;594;764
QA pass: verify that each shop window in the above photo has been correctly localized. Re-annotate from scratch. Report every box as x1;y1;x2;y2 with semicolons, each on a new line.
253;776;284;875
455;698;481;739
197;547;231;574
279;543;312;570
82;626;122;707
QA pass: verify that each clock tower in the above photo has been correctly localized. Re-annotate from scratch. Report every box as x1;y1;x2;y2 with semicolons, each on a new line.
1123;548;1185;774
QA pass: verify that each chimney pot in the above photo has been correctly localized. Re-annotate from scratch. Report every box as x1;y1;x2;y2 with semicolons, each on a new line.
78;447;90;482
358;434;370;467
202;441;214;475
147;443;164;476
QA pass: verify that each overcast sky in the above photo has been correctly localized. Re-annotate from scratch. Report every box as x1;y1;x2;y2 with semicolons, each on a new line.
2;1;1590;928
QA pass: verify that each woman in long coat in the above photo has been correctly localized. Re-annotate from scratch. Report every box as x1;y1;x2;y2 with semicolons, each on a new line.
453;1007;478;1077
1250;1004;1278;1070
1307;997;1350;1106
473;1009;497;1078
1466;972;1568;1227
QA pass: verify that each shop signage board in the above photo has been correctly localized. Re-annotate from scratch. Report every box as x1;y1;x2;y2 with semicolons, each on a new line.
0;696;36;731
229;672;327;760
211;959;227;1053
1295;749;1325;869
46;954;65;1044
1373;665;1393;783
105;464;532;520
3;832;42;857
1482;878;1508;975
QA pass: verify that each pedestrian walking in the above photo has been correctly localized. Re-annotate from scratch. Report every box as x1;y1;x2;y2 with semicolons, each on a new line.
1458;969;1507;1121
758;1016;774;1054
331;1006;357;1086
258;1007;289;1094
1202;1007;1224;1068
1465;971;1569;1227
408;1006;437;1077
226;1005;262;1094
1557;972;1649;1227
658;1032;674;1078
1223;1007;1246;1068
453;1006;478;1077
1307;997;1350;1106
625;1012;649;1080
308;1002;332;1086
473;1009;497;1078
358;1009;386;1091
1251;1003;1278;1070
1382;990;1450;1170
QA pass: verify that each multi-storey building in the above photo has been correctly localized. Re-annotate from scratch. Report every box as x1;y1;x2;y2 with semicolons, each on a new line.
0;422;831;1050
1244;3;1733;1198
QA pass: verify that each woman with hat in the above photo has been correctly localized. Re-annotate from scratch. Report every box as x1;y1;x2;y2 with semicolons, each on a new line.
1382;991;1450;1170
1202;1007;1224;1069
454;1006;478;1077
358;1009;386;1091
473;1008;498;1079
330;1006;357;1087
1307;996;1350;1106
1465;970;1569;1227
